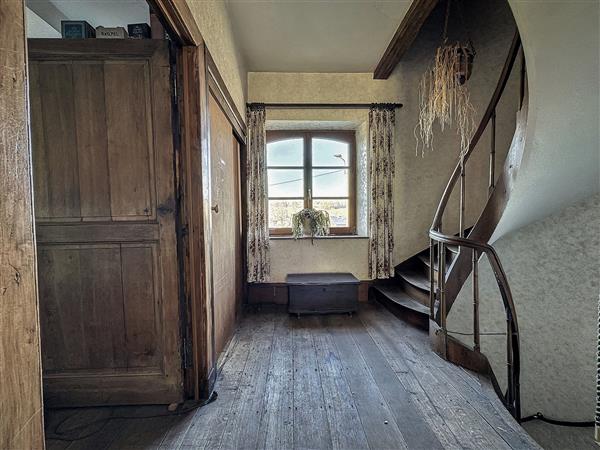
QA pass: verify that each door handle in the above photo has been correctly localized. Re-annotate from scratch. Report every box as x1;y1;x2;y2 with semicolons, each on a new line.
211;204;219;213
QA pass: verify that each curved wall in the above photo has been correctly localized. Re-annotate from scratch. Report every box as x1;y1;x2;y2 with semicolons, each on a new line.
449;0;599;423
494;0;599;239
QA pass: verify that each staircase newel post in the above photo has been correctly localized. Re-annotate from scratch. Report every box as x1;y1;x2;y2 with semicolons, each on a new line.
429;238;435;320
438;242;446;329
472;249;480;351
506;318;514;412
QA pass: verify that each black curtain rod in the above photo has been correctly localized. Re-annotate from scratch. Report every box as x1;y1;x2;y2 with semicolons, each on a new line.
247;102;402;110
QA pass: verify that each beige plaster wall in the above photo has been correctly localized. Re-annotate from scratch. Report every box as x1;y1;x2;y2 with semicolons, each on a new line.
448;194;599;421
269;238;370;282
249;0;519;281
448;0;600;422
186;0;247;116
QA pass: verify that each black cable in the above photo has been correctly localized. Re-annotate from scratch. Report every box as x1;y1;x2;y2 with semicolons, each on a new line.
520;412;594;428
46;391;218;442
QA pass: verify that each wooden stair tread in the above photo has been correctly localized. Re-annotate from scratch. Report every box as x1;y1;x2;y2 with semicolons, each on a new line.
397;268;430;292
447;244;459;254
417;252;453;269
373;284;429;316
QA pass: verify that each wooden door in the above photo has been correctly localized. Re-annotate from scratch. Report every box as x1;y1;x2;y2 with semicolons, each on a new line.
29;40;182;406
209;94;242;355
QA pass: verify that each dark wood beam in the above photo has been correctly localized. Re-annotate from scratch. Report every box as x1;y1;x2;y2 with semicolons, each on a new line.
373;0;439;79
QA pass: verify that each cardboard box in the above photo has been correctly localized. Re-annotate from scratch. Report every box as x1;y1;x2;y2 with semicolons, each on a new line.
128;23;151;39
61;21;96;39
96;26;128;39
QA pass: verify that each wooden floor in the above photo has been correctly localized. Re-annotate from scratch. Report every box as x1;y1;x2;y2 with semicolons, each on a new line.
45;303;540;449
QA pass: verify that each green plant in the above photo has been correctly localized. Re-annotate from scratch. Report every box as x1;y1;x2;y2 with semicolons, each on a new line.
292;208;330;243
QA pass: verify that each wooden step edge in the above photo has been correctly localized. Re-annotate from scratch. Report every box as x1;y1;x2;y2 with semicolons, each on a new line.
372;285;429;316
397;269;430;292
370;286;430;330
447;244;460;254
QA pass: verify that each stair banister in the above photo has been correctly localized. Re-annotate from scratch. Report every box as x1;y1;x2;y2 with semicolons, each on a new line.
429;230;521;418
428;29;524;420
431;31;522;232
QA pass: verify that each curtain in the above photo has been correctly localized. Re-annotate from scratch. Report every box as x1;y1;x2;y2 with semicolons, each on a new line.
368;105;396;279
246;104;270;282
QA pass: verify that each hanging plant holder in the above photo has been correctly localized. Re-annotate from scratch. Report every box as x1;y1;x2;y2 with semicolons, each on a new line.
455;43;475;85
415;0;476;160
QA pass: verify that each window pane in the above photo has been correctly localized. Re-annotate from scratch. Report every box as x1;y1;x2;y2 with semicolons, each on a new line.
268;169;303;197
312;168;348;197
267;138;303;166
313;199;349;228
312;138;349;166
269;199;304;229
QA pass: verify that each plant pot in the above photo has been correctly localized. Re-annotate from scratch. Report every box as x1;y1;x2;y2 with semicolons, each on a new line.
301;217;313;237
456;46;475;85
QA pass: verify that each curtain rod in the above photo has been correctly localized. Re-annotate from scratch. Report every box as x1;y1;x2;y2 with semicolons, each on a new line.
247;102;402;110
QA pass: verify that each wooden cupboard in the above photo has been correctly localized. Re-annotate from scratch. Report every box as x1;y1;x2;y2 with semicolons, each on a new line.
29;39;182;406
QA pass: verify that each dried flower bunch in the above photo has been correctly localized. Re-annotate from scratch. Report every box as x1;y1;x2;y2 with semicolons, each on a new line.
415;41;476;161
292;208;330;243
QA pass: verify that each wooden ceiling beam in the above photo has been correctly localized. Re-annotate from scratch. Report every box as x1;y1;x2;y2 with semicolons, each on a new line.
373;0;439;79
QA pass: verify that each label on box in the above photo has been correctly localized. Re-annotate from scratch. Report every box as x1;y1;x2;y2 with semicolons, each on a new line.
96;26;127;39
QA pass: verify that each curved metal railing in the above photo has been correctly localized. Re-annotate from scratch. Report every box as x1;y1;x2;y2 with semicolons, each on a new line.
428;30;524;419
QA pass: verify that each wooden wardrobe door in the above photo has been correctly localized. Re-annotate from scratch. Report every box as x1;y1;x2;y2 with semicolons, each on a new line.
29;40;182;406
209;94;242;355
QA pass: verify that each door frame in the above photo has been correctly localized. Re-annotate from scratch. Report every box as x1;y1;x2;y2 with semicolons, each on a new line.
149;0;247;400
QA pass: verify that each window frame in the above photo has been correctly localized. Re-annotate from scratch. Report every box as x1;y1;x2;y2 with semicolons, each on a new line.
266;130;357;236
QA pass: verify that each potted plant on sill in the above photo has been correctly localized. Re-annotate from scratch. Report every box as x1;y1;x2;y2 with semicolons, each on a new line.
292;208;330;244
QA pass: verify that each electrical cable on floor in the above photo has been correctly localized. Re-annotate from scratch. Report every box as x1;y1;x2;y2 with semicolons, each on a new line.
45;391;218;442
520;412;594;428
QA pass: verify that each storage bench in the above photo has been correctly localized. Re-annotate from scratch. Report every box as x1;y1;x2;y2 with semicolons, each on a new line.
286;272;359;316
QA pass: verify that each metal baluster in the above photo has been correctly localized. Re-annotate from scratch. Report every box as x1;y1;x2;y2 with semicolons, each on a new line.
438;242;446;329
472;249;480;351
489;110;496;195
429;238;435;320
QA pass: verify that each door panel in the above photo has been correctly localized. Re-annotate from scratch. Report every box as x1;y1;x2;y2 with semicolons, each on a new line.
209;94;242;355
104;62;154;219
72;63;111;218
29;40;181;406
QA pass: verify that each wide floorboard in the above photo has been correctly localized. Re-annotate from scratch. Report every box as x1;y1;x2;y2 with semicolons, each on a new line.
45;303;540;449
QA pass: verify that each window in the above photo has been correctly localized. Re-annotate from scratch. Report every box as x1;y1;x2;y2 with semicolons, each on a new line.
266;130;356;236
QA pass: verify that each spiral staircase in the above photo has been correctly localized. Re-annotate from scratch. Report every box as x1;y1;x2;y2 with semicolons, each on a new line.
371;30;527;420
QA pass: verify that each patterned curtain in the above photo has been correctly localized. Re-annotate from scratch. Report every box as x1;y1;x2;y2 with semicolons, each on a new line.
246;104;270;282
368;105;396;279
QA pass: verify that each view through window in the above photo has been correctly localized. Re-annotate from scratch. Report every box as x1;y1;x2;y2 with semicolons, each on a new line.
266;130;356;235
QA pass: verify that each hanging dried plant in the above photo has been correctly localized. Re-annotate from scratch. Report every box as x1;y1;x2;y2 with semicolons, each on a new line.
415;41;476;161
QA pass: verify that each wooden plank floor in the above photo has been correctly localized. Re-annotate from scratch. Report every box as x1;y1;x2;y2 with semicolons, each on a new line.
44;303;540;449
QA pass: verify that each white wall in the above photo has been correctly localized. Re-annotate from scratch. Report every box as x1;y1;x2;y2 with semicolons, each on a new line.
493;0;600;240
449;195;599;420
449;0;600;421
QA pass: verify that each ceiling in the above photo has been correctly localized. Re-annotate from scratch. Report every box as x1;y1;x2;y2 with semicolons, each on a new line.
225;0;411;73
26;0;149;38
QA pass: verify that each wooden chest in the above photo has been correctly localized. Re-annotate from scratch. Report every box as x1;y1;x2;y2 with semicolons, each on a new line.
287;273;359;316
